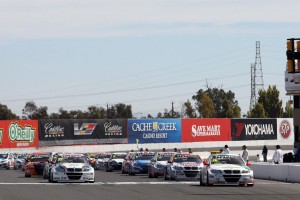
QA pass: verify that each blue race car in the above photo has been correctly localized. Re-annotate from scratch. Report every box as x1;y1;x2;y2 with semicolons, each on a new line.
128;151;155;175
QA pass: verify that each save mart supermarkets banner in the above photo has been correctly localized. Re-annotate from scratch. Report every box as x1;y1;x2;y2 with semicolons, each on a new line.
127;119;181;144
181;118;231;142
0;120;39;148
39;119;127;146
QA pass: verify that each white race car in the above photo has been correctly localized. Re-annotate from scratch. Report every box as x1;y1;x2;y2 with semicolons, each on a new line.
94;153;111;170
164;153;203;181
49;154;95;183
200;154;254;186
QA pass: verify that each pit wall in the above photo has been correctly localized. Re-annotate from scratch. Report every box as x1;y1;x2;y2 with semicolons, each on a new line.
251;163;300;183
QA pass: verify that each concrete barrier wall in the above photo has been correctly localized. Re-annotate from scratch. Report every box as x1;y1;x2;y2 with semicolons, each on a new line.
251;163;300;182
0;139;293;155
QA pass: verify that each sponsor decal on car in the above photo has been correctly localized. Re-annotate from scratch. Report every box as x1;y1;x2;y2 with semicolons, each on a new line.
279;120;291;139
9;122;35;143
74;123;97;135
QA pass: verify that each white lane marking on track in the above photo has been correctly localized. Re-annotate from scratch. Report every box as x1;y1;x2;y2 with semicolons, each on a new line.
0;181;295;185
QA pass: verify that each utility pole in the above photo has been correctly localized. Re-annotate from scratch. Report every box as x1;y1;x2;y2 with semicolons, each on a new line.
171;101;174;118
106;103;109;119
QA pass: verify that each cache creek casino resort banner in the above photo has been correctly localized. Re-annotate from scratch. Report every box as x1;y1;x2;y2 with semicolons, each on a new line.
127;119;181;144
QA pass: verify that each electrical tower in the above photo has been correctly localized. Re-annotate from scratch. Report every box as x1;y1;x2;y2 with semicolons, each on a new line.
250;41;264;110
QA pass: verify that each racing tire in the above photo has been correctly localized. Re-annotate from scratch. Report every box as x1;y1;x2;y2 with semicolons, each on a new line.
121;167;125;174
200;174;205;186
153;173;158;178
164;170;168;180
42;170;47;179
14;165;17;170
148;171;153;178
206;174;212;186
25;173;31;177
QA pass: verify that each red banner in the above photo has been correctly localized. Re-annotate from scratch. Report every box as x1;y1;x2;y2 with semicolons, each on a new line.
181;118;231;142
0;120;39;148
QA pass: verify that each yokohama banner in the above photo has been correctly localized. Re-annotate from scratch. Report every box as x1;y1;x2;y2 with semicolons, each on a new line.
127;119;181;144
39;119;127;146
181;118;231;142
231;118;277;141
0;120;39;148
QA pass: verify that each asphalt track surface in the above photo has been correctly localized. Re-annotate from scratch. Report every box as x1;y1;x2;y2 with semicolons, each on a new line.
0;168;299;200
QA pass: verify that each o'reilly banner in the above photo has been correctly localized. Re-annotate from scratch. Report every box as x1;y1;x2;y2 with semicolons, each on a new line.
128;119;181;144
231;118;277;141
39;119;127;146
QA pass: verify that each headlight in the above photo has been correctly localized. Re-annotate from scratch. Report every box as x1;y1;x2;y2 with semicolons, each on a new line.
55;166;65;172
83;165;92;171
210;169;222;174
174;166;184;170
242;170;251;174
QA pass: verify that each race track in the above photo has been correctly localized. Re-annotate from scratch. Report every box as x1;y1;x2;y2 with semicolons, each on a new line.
0;169;299;200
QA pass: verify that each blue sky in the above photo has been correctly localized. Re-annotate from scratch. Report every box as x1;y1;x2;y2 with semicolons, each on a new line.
0;0;299;117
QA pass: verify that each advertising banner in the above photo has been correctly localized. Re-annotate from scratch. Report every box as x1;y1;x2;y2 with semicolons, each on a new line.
231;118;277;141
39;119;127;146
181;118;231;142
277;118;294;142
127;119;181;144
0;120;39;148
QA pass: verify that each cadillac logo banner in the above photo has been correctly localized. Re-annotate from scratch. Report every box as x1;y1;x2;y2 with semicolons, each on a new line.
39;119;127;146
231;118;277;141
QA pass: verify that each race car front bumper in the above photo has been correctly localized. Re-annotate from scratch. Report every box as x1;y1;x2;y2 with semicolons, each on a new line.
53;171;95;182
208;173;254;185
171;170;200;180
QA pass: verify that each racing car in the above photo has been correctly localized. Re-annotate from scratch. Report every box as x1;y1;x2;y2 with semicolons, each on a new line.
164;153;203;181
0;153;14;170
13;152;27;170
200;154;254;186
128;151;155;175
105;152;127;172
121;151;135;174
94;152;111;170
148;152;176;178
24;152;51;177
49;153;95;183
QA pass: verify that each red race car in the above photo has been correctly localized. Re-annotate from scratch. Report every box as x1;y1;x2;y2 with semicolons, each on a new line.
24;152;51;177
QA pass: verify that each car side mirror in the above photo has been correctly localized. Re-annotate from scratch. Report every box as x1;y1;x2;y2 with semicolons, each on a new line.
203;161;209;166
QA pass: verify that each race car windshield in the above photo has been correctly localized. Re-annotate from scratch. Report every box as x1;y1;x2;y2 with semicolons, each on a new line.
17;154;26;159
135;155;155;160
157;156;173;161
210;155;244;165
88;154;97;158
30;157;49;162
174;156;200;163
59;157;87;163
0;154;8;159
112;154;126;159
97;154;111;159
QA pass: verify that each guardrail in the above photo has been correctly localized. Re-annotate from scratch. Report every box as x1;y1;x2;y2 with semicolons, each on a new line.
251;162;300;183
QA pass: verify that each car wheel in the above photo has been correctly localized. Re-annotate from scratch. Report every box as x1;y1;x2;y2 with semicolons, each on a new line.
153;173;158;178
13;165;17;170
200;174;205;186
43;170;46;179
164;169;168;180
206;174;212;186
121;167;125;174
148;170;153;178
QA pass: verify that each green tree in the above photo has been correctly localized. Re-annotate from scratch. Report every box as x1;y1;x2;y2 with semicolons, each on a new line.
249;103;266;118
221;97;234;118
22;101;49;119
182;99;196;118
87;106;106;119
0;103;19;120
283;101;293;118
257;85;283;118
198;93;215;118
